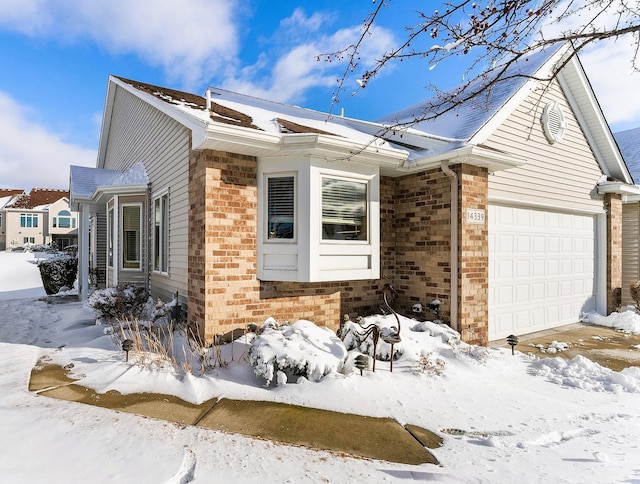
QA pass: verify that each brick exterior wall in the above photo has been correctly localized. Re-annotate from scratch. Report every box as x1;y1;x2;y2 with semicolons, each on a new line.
458;164;489;345
393;169;453;320
606;193;623;313
187;150;394;343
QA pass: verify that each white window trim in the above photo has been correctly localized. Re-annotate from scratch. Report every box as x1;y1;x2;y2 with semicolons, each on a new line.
107;204;115;269
120;202;143;272
152;189;170;275
264;172;297;244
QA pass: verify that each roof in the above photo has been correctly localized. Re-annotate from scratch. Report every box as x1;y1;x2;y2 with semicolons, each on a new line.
377;43;565;141
614;127;640;184
95;44;631;182
5;188;69;209
70;163;149;206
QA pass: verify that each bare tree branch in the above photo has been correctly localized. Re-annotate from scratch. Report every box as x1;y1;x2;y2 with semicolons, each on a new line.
320;0;640;125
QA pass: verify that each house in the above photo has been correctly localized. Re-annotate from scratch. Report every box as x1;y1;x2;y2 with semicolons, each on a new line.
613;127;640;307
0;189;24;250
0;188;78;251
70;42;636;345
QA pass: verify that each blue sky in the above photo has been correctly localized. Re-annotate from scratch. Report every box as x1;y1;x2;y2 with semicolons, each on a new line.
1;0;640;189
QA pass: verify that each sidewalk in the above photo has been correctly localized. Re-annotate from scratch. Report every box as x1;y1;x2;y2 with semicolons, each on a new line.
29;362;442;466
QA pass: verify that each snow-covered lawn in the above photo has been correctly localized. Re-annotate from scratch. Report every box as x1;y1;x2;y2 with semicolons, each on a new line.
1;250;640;483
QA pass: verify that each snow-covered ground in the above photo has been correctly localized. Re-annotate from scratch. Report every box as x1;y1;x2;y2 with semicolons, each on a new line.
1;250;640;483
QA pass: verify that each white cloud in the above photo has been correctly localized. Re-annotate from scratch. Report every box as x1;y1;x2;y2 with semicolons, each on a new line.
0;0;239;87
0;92;96;189
580;40;640;129
222;15;396;106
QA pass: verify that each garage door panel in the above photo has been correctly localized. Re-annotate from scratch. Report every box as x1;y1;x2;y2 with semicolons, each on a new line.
489;204;596;340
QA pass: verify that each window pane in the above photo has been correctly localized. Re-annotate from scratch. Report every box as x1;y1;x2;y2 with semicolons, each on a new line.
322;177;367;241
122;205;141;269
154;198;161;270
267;176;294;239
162;194;169;271
108;208;114;267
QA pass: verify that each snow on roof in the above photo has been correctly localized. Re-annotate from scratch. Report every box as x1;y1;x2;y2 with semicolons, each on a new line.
378;44;564;141
5;188;69;209
70;163;149;201
614;127;640;185
116;76;395;149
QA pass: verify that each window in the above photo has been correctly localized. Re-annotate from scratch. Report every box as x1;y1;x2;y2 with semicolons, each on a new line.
122;204;141;269
108;208;114;267
267;175;295;240
0;213;2;227
321;177;368;241
20;213;38;228
56;210;72;228
23;237;35;244
153;193;169;273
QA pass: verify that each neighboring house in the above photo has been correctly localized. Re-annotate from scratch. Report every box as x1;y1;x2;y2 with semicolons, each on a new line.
0;189;25;251
1;188;78;250
70;42;636;345
613;127;640;307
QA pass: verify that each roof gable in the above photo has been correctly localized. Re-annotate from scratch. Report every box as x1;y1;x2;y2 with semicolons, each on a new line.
378;44;565;141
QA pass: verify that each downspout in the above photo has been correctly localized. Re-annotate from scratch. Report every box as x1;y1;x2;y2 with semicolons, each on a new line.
441;161;459;331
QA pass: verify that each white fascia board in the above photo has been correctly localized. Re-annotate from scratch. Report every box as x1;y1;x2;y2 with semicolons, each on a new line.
200;125;408;168
470;44;570;144
400;144;526;173
557;58;633;184
597;181;640;196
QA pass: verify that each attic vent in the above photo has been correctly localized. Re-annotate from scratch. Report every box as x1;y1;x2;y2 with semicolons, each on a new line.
542;101;567;143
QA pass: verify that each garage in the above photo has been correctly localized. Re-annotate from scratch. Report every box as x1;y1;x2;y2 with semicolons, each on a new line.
488;204;597;340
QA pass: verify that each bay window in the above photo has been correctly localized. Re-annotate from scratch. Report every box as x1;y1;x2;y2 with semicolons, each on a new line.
258;157;379;282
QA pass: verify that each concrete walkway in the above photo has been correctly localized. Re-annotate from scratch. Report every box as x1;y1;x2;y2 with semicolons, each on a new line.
29;363;442;466
493;322;640;371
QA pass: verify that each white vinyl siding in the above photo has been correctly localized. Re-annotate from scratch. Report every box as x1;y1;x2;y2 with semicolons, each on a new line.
101;85;190;302
487;80;603;212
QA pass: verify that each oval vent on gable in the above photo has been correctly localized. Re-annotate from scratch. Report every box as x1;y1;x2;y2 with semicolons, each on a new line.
542;101;567;143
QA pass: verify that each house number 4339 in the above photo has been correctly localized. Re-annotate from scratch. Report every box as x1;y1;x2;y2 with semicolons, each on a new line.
466;209;486;224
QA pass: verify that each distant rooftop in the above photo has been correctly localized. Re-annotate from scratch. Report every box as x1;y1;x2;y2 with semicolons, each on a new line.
4;188;69;209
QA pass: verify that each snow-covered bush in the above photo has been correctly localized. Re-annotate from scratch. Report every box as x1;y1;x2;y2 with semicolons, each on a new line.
37;255;78;295
87;284;150;323
249;319;347;386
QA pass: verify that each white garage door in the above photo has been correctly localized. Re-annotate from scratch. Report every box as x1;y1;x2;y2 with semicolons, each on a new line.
488;204;596;340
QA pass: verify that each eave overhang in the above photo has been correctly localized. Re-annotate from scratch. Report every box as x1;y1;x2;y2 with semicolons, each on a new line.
196;123;409;170
397;144;527;174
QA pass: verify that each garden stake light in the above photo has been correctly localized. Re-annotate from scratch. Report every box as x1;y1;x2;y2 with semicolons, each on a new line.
506;334;519;355
122;339;134;362
354;354;369;376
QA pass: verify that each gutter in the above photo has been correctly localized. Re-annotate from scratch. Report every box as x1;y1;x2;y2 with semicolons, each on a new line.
440;161;459;331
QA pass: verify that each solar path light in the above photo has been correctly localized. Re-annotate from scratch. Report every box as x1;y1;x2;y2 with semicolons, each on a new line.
506;334;519;355
122;339;134;362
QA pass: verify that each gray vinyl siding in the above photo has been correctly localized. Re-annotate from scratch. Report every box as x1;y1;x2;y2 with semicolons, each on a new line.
622;203;640;307
486;80;604;213
102;85;191;303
